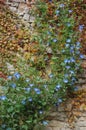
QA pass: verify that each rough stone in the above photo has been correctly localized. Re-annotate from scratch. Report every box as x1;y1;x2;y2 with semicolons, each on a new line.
9;6;17;12
79;127;86;130
56;112;67;121
44;127;53;130
76;117;86;127
8;0;26;2
17;3;29;16
23;13;30;21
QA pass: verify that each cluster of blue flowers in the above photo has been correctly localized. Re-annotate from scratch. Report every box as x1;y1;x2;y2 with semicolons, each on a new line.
0;95;6;101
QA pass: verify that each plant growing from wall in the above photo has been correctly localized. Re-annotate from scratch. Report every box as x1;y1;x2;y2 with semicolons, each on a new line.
0;0;84;130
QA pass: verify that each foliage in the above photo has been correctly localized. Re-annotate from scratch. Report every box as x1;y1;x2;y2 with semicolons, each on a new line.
0;73;54;130
0;6;30;73
0;0;84;129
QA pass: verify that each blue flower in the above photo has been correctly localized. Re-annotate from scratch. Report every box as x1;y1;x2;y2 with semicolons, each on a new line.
8;76;12;80
26;78;30;82
74;86;78;91
61;49;65;53
21;99;26;105
70;57;75;63
39;110;43;114
29;84;34;87
0;95;7;100
53;39;57;43
43;85;47;89
76;51;80;54
68;10;73;13
79;54;84;59
72;77;76;82
65;66;71;69
79;25;84;31
58;98;62;103
75;46;80;50
25;87;31;91
1;124;6;128
70;49;74;53
63;79;68;83
70;46;74;50
10;83;16;88
13;72;21;79
42;121;48;126
66;23;71;27
76;41;80;46
49;73;53;78
66;39;71;43
28;97;32;102
55;84;61;91
69;70;74;74
59;3;65;8
64;59;70;63
34;88;41;94
65;43;70;48
64;74;69;77
56;10;60;16
47;31;51;35
64;59;68;63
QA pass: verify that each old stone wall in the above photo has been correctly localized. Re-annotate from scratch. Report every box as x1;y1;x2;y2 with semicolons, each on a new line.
41;57;86;130
5;1;86;130
6;0;35;29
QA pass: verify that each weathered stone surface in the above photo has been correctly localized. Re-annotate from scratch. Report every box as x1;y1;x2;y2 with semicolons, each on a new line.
44;127;53;130
56;112;67;121
6;62;15;74
9;6;17;12
8;0;26;2
34;125;52;130
17;3;28;15
23;13;30;20
76;117;86;127
58;105;65;112
82;84;86;89
79;127;86;130
29;16;35;22
48;120;69;128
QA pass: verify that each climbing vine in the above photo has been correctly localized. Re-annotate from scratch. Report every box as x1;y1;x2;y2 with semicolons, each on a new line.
0;0;84;130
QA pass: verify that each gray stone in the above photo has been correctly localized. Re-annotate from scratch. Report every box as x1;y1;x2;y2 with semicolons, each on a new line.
44;127;52;130
76;117;86;127
79;127;86;130
58;105;65;112
8;0;26;2
6;62;15;74
52;127;61;130
77;78;86;84
23;14;30;21
9;6;17;12
29;16;35;22
48;120;69;128
34;125;52;130
56;112;67;121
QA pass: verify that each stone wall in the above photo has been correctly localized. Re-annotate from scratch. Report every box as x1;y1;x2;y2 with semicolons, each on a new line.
6;0;35;29
40;57;86;130
5;1;86;130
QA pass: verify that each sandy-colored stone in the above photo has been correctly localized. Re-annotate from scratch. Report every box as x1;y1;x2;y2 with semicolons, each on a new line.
44;127;53;130
23;13;30;21
79;127;86;130
9;6;17;12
